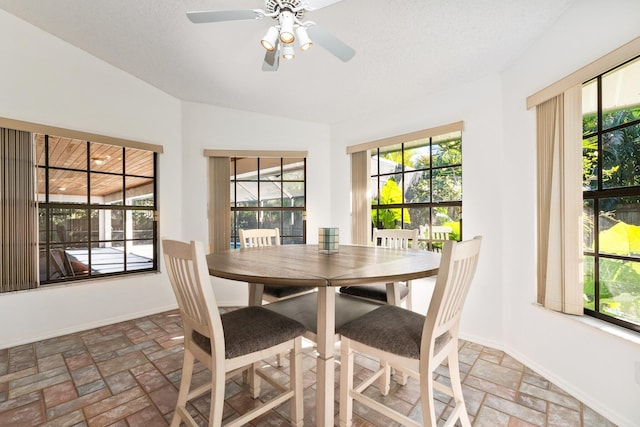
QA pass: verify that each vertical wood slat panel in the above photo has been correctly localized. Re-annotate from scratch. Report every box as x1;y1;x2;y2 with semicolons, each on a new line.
560;86;585;315
351;151;370;245
208;157;231;254
536;97;558;305
1;128;38;292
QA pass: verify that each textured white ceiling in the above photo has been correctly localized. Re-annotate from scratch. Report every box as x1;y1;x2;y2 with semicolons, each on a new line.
0;0;576;124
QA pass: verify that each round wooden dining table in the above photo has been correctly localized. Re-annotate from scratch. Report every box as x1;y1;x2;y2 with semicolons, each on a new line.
206;244;441;427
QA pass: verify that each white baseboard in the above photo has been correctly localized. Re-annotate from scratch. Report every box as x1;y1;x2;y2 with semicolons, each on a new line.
0;303;179;350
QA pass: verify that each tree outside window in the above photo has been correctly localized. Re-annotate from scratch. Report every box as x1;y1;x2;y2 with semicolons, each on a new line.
371;132;462;250
582;55;640;331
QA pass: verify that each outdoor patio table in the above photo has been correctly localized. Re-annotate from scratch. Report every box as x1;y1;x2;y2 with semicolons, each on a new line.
206;244;441;427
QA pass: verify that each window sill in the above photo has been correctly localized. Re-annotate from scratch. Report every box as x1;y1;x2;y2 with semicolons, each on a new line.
533;303;640;346
38;270;162;290
574;314;640;345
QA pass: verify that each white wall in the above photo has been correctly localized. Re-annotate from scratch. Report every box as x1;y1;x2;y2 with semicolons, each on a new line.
331;1;640;425
0;9;333;344
2;2;640;423
180;102;331;305
500;0;640;425
0;10;182;348
331;74;506;348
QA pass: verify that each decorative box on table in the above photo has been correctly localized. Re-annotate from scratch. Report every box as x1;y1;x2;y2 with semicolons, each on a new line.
318;227;339;254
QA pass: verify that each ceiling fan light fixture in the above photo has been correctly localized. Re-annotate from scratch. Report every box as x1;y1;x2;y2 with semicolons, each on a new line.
186;0;356;72
278;11;295;43
282;43;295;60
295;26;312;51
261;26;279;51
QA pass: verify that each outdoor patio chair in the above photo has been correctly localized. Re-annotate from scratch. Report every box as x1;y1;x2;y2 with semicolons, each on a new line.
338;236;482;427
420;224;453;252
162;239;305;427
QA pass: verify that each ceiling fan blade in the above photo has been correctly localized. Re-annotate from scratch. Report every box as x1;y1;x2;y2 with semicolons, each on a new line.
262;45;280;71
301;0;344;11
306;24;355;62
186;9;264;23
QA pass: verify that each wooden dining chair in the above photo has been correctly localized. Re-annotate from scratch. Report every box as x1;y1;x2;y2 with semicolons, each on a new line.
339;228;420;391
162;239;305;427
239;228;316;302
339;228;420;309
337;236;482;427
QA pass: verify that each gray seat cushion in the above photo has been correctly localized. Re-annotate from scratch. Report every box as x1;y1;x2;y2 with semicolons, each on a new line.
192;306;305;359
337;305;449;359
264;285;315;299
339;283;409;303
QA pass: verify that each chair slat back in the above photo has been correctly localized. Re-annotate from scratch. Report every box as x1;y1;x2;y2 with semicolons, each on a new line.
431;226;452;242
373;228;420;249
423;236;482;344
239;228;281;248
162;239;224;359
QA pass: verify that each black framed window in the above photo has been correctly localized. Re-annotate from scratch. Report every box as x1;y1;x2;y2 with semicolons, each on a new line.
37;134;158;283
230;157;306;247
582;55;640;331
370;131;462;251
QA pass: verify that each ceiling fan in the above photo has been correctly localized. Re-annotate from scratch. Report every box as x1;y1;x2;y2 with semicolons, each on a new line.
187;0;355;71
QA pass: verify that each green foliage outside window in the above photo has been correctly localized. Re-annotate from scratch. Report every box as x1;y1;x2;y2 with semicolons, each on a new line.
371;133;462;247
583;108;640;190
371;179;410;229
582;89;640;326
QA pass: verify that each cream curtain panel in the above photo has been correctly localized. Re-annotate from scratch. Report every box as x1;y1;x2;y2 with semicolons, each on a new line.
1;128;38;292
208;157;231;254
350;151;370;245
535;88;584;314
